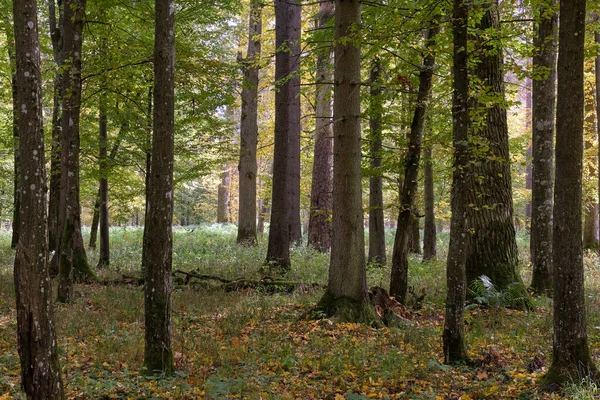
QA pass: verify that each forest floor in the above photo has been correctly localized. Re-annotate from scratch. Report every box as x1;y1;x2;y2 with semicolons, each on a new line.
1;225;600;399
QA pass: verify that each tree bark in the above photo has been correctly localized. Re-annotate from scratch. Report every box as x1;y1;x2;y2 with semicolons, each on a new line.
5;16;19;250
443;0;470;364
286;0;302;246
12;0;65;395
318;0;373;320
389;23;439;303
56;0;94;303
423;145;436;260
543;0;598;384
48;0;62;256
368;59;386;264
530;0;557;296
464;2;528;304
265;0;301;270
97;95;110;269
237;0;261;244
308;1;334;253
142;0;175;376
217;164;231;223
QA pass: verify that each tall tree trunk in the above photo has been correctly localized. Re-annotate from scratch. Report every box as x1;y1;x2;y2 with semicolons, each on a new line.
318;0;372;319
56;0;94;303
368;59;386;264
543;0;598;384
287;0;302;246
389;22;439;303
217;164;231;223
308;1;334;253
12;0;65;395
48;0;62;257
97;95;110;269
265;0;301;270
5;16;19;250
409;210;421;255
530;0;557;295
423;145;437;260
237;0;262;244
443;0;470;364
142;0;175;376
141;83;152;277
464;2;529;307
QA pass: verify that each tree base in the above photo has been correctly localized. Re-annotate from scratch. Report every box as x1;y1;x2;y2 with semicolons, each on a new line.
541;359;599;386
315;291;382;327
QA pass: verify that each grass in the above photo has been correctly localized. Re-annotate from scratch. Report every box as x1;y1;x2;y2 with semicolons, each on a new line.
0;225;599;398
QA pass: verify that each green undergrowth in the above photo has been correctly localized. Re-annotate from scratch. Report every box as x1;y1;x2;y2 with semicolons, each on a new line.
0;225;600;398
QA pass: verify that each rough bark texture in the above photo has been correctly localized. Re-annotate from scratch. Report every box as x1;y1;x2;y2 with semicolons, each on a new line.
56;0;94;303
543;0;599;384
423;145;437;260
286;0;302;246
265;0;301;270
443;0;470;364
308;1;334;253
319;0;372;319
530;0;557;295
142;0;175;376
464;2;527;299
97;97;110;269
390;23;439;303
368;59;386;265
217;164;231;223
12;0;65;395
48;0;62;255
237;0;261;244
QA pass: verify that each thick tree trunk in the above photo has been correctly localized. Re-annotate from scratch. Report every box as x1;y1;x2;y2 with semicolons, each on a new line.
464;3;528;306
530;0;557;295
368;59;386;265
389;23;439;303
318;0;373;321
142;0;175;376
409;211;421;255
217;164;231;223
543;0;598;384
12;0;65;395
265;0;301;270
308;1;334;253
56;0;94;303
443;0;470;364
423;145;436;260
286;0;302;246
237;0;261;244
48;0;62;256
97;97;110;269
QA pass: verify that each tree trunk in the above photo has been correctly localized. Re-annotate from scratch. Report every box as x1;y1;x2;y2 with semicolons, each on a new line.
308;1;334;253
543;0;598;384
368;59;386;264
318;0;373;321
141;84;152;277
583;204;599;250
409;211;421;255
464;2;529;306
56;0;94;303
265;0;301;271
97;96;110;269
286;0;302;246
48;0;63;257
12;0;65;395
217;164;231;223
237;0;261;244
389;23;439;303
443;0;470;364
142;0;175;376
530;0;557;296
423;145;436;260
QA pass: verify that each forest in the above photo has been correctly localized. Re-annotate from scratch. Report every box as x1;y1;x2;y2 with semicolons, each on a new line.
2;0;600;398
